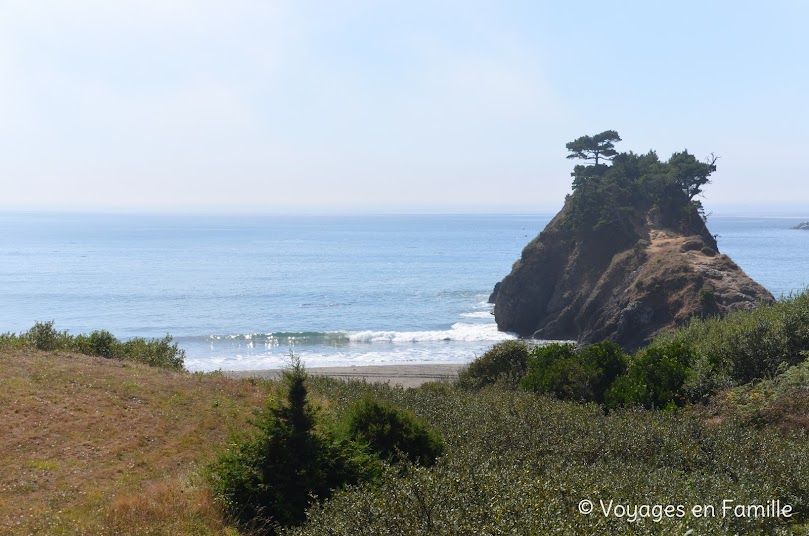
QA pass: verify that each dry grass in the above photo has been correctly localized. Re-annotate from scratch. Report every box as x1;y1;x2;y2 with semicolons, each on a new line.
103;478;238;535
0;349;279;535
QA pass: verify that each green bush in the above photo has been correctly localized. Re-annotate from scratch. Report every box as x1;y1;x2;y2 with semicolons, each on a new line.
456;340;529;390
520;342;577;395
666;290;809;401
75;330;118;358
0;321;185;371
120;335;185;370
708;356;809;428
24;321;71;351
509;291;809;409
284;379;809;535
773;356;809;391
606;340;691;410
341;397;444;466
209;359;377;534
0;332;26;351
85;330;118;358
699;288;717;311
520;341;627;403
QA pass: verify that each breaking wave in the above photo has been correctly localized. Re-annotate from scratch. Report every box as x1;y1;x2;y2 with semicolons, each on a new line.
197;322;514;347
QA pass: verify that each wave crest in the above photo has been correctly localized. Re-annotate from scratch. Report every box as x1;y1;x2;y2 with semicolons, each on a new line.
201;323;514;346
349;323;512;343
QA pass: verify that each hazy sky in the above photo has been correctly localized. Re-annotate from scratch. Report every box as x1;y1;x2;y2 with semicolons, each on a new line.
2;1;807;213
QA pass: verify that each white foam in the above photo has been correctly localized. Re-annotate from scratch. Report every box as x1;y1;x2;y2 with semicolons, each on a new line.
347;322;514;344
185;344;491;372
459;311;493;319
183;323;519;372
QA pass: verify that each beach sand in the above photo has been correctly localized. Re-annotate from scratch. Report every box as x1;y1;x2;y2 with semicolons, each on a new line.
225;364;464;388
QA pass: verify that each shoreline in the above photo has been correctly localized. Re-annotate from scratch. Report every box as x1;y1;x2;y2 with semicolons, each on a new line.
224;363;465;388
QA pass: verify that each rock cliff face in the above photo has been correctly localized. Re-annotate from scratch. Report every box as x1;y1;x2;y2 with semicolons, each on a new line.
493;206;774;350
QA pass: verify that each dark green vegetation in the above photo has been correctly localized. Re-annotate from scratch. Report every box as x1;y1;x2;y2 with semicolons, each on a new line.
564;130;717;241
210;288;809;534
208;359;443;535
466;291;809;411
660;290;809;402
5;304;808;534
455;339;529;390
521;341;627;404
277;291;809;534
0;321;185;370
207;293;809;536
603;289;809;408
7;275;807;533
565;129;622;166
281;378;809;535
341;397;444;465
606;340;691;410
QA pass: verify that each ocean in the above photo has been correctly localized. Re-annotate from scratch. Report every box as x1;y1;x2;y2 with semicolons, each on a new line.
1;212;807;371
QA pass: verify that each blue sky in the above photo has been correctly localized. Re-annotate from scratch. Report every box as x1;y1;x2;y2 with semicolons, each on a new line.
1;1;807;213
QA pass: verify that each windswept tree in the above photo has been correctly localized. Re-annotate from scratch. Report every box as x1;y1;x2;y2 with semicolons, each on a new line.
562;133;718;239
668;150;718;200
565;130;622;166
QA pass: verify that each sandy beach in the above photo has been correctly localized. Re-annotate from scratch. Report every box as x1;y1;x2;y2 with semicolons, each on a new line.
225;363;465;388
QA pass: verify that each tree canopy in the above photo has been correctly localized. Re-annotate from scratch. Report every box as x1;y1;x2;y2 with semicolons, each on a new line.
668;150;717;201
562;131;717;238
565;130;622;166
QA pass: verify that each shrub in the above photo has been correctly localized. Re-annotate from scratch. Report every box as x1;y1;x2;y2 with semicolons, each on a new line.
606;340;691;410
209;359;376;534
341;397;444;466
456;340;529;390
699;288;717;310
288;380;809;535
672;290;809;401
0;332;25;350
24;321;71;351
707;357;809;432
520;341;627;403
4;322;185;371
773;356;809;391
75;330;119;358
87;330;118;358
120;335;185;371
520;342;577;396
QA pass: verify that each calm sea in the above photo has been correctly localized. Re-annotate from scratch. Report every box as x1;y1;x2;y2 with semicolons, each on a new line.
1;213;807;371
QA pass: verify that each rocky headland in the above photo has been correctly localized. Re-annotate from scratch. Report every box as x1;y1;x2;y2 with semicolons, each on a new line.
493;132;775;350
792;222;809;230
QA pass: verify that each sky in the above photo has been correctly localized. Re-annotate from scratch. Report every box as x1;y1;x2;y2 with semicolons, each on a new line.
1;1;807;214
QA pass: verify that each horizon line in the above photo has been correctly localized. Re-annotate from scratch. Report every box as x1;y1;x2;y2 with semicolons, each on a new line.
1;202;807;218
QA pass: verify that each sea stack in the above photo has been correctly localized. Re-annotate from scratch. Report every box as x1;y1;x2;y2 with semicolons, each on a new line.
493;132;775;350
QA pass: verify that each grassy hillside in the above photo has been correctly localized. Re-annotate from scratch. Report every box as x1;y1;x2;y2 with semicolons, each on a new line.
3;344;808;534
0;349;276;535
